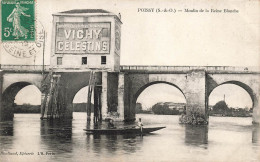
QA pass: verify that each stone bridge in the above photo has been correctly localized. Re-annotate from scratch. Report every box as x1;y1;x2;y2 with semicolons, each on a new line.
0;65;259;124
119;66;260;123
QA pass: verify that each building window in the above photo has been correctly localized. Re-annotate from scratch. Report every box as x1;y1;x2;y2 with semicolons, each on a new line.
57;57;62;65
101;56;106;65
82;57;87;65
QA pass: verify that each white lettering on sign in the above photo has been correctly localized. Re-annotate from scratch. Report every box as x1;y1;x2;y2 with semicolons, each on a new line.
93;29;102;39
64;30;71;39
63;29;102;39
56;41;108;52
102;42;108;51
77;30;84;39
55;22;110;54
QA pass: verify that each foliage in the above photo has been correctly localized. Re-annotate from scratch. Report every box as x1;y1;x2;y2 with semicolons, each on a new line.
210;100;252;117
212;101;228;114
179;113;208;125
151;103;181;115
14;104;41;113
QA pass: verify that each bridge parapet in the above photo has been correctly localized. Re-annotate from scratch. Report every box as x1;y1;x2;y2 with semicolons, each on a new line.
0;65;50;72
120;66;260;73
0;64;113;72
1;65;259;74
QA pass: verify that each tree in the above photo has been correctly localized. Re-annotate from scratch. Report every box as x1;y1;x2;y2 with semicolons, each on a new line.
212;100;228;115
152;103;171;115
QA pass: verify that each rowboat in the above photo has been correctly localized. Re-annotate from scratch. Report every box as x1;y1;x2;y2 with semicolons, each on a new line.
84;126;166;134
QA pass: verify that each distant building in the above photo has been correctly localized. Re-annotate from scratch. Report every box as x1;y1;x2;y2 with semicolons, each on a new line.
164;102;186;112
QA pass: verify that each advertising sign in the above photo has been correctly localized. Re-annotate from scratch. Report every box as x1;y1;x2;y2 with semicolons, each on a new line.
55;22;110;54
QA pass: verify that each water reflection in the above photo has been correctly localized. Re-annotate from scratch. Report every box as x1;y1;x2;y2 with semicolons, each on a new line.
252;125;260;144
0;121;14;151
0;121;13;136
0;114;259;161
105;135;118;154
122;134;143;153
84;120;143;155
40;119;73;154
184;125;208;149
40;119;72;139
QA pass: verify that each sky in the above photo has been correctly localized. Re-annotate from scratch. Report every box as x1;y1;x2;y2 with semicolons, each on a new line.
1;0;259;66
2;0;259;109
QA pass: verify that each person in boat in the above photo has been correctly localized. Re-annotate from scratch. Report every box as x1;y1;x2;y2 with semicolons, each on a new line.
137;118;143;133
108;119;116;129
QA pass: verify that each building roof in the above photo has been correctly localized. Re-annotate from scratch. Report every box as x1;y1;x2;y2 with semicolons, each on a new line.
60;9;110;14
53;9;122;23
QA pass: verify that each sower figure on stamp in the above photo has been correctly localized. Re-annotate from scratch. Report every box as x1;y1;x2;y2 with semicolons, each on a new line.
7;2;31;39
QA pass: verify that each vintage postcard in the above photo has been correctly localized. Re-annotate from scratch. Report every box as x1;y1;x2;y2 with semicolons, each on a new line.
0;0;259;162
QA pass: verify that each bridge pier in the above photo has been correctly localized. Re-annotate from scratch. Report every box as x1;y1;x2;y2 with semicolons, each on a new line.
180;70;208;124
0;71;43;121
118;73;125;120
252;89;260;125
253;105;260;125
39;71;124;121
101;71;108;119
93;86;102;122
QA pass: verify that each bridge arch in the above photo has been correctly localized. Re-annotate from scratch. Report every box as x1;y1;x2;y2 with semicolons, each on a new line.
2;81;42;105
207;80;258;123
208;80;255;108
72;86;90;104
71;86;91;117
1;82;42;120
131;81;187;116
62;82;90;119
69;83;90;105
133;81;187;105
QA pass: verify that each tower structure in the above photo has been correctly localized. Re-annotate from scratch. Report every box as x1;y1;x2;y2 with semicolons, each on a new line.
40;9;123;121
51;9;122;71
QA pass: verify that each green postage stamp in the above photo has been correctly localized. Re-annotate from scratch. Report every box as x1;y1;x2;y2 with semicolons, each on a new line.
1;0;35;41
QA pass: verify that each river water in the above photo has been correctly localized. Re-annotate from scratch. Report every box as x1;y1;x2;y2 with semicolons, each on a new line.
0;113;259;162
